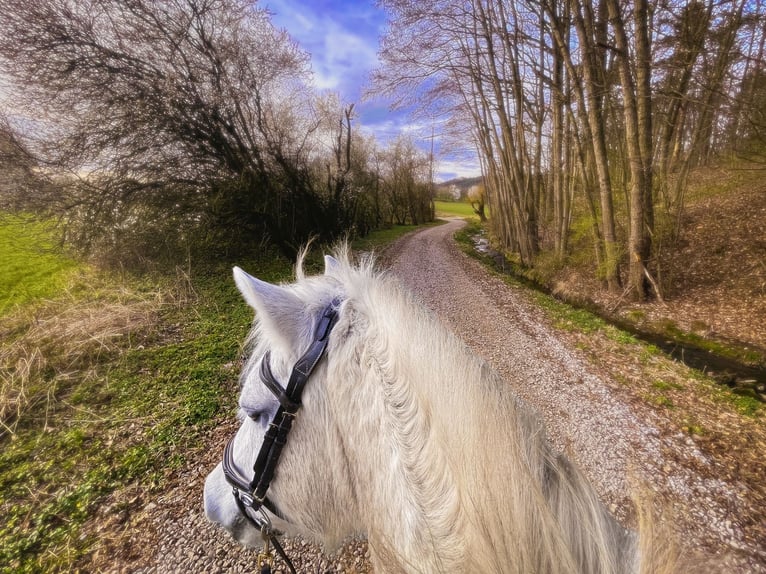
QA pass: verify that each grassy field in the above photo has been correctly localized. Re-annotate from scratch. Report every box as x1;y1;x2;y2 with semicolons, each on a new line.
434;199;480;220
0;214;79;315
0;210;295;571
0;219;429;572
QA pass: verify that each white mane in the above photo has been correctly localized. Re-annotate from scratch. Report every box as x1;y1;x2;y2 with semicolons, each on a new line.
210;246;687;573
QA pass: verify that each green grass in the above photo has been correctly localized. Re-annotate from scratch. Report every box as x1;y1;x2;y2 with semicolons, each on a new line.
643;392;674;408
0;242;299;572
0;214;80;315
653;318;764;366
434;200;480;220
728;394;762;417
652;379;684;392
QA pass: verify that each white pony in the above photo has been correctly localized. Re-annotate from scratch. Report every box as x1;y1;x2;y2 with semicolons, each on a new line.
204;247;685;573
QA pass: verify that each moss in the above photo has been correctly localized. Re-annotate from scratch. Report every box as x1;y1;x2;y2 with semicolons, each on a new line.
625;309;646;322
729;393;763;417
643;393;675;408
652;379;684;392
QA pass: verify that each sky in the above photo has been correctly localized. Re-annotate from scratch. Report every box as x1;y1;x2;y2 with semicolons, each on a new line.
262;0;481;181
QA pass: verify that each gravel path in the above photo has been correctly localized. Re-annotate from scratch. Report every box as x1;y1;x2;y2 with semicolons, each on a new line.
117;219;764;573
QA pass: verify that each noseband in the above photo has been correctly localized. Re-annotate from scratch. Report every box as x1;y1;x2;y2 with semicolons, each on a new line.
221;297;343;573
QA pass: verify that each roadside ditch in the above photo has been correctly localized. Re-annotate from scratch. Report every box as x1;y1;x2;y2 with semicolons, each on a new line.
468;232;766;403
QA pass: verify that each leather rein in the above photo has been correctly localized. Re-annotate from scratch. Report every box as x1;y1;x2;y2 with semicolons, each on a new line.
221;297;343;574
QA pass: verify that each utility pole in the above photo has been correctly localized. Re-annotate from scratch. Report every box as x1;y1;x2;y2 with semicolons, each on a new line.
426;120;436;220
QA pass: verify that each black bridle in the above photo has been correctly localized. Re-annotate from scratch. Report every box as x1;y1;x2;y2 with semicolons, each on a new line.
221;297;343;573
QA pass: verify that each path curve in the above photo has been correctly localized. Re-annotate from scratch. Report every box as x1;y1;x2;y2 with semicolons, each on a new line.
122;220;763;573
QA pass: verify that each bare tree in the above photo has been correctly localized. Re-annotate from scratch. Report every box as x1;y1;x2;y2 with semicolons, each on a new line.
653;1;711;192
605;0;655;300
375;0;545;264
0;0;354;259
726;0;766;158
467;183;488;222
378;135;432;226
0;116;47;213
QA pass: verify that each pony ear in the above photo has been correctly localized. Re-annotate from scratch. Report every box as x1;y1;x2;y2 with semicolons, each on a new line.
233;267;305;349
324;255;340;276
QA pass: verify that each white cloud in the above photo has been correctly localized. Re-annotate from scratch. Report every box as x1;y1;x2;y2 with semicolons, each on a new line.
307;26;378;93
265;0;381;99
434;158;482;182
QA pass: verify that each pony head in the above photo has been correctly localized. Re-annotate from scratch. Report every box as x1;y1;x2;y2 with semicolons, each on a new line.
204;252;362;548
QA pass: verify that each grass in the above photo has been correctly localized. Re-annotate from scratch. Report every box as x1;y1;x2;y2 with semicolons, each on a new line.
0;214;80;315
643;392;674;408
653;318;764;366
434;199;480;220
0;214;296;572
722;390;763;417
0;262;281;572
652;379;684;392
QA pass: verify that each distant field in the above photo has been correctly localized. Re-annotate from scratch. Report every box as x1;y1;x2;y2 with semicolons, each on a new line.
434;200;479;220
0;214;79;315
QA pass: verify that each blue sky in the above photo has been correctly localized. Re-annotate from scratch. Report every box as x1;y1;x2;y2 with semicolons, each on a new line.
263;0;481;181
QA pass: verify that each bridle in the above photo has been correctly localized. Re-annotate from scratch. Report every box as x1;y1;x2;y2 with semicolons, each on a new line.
221;297;343;573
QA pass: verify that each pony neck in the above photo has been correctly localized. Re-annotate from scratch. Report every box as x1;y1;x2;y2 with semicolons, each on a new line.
330;277;637;573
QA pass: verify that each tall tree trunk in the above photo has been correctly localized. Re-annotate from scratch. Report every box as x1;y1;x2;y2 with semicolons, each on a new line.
572;0;621;291
544;0;607;279
551;3;567;257
607;0;653;300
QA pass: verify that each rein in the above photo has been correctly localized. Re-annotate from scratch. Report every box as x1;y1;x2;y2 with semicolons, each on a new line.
221;297;343;574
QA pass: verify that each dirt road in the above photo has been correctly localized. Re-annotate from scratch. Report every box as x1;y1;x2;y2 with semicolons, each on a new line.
123;220;764;573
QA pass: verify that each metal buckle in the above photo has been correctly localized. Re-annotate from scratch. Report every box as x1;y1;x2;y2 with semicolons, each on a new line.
237;489;256;508
258;507;273;532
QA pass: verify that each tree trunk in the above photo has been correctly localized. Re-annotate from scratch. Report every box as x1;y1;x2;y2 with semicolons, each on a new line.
572;0;621;291
607;0;653;300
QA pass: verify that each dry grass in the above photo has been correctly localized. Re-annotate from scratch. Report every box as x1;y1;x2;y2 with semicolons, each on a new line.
0;267;196;437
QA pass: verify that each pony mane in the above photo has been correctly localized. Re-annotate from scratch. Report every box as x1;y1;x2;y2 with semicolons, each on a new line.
245;245;684;573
